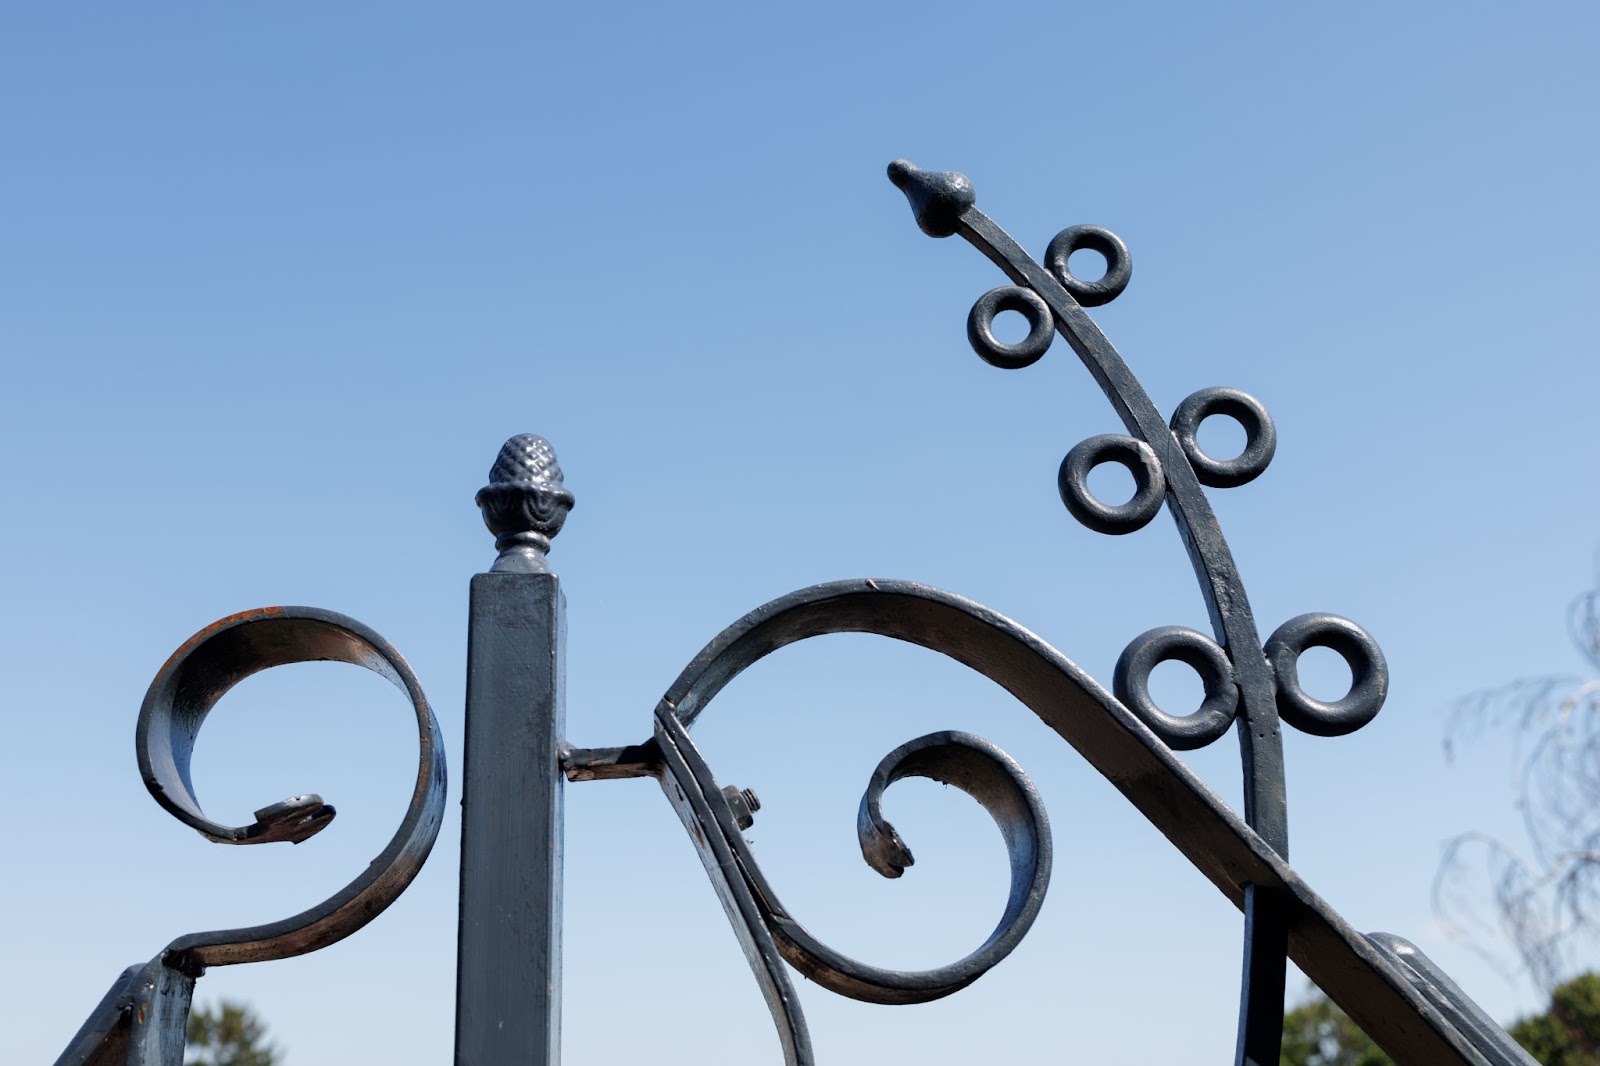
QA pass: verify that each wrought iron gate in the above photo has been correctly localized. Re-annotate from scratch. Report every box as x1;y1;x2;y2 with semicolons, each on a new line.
52;163;1538;1066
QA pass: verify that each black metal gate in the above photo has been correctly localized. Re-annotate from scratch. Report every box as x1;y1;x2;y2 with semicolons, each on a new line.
52;163;1536;1066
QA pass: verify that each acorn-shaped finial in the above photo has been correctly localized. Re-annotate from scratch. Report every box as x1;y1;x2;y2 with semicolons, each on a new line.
476;434;575;573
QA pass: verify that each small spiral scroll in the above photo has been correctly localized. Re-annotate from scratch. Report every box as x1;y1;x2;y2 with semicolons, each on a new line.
1264;613;1388;737
1058;434;1165;535
136;606;447;966
828;730;1052;999
659;708;1051;1008
1113;626;1240;750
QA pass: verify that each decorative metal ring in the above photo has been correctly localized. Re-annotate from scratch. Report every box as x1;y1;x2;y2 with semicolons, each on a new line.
1044;224;1132;307
1113;626;1240;750
1057;434;1165;535
136;606;447;966
966;285;1055;369
1264;613;1388;737
1170;387;1277;489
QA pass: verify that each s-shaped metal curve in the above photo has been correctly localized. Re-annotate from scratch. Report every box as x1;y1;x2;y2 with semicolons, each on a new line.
649;580;1484;1066
664;714;1051;1006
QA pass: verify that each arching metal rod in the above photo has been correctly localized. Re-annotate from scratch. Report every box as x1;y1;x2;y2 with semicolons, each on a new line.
890;159;1294;1065
644;578;1492;1065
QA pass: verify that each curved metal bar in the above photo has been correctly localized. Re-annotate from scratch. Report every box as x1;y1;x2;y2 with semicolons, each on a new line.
784;728;1050;1003
1365;933;1540;1066
136;606;447;967
887;159;1341;1065
665;713;1050;1005
653;579;1490;1064
887;158;1289;853
654;714;814;1066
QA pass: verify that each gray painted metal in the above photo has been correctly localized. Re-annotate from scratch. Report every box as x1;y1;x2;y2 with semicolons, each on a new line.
124;961;195;1066
454;435;572;1066
54;957;194;1066
636;578;1487;1065
136;608;446;967
47;161;1542;1066
888;157;1380;1066
455;571;566;1066
1369;934;1542;1066
56;609;446;1066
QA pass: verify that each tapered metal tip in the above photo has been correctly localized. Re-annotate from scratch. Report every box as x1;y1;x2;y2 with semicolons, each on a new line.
887;159;975;238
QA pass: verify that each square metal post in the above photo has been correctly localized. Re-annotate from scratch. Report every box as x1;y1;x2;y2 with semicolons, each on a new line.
456;571;566;1066
456;434;575;1066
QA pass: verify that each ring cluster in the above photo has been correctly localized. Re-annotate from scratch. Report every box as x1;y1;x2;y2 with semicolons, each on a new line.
1055;388;1277;536
952;215;1386;755
962;224;1132;369
1113;614;1389;750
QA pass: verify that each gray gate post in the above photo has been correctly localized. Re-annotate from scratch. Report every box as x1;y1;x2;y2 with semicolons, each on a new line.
455;435;575;1066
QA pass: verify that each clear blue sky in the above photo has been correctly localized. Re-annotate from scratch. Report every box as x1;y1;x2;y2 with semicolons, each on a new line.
4;3;1598;1063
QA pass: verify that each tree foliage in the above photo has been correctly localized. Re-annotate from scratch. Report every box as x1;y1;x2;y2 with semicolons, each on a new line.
1281;974;1600;1066
185;1000;278;1066
1507;973;1600;1066
1280;991;1391;1066
1436;579;1600;989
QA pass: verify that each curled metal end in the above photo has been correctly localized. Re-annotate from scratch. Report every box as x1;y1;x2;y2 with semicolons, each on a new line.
241;795;336;845
887;159;975;238
858;809;914;879
774;729;1054;1003
476;433;575;573
857;728;1049;902
661;699;1053;1010
137;606;447;966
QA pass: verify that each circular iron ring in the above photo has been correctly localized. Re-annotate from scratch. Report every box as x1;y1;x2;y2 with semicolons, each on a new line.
966;285;1056;369
1114;626;1240;750
1170;387;1277;489
1058;434;1165;535
1264;613;1388;737
1044;224;1132;307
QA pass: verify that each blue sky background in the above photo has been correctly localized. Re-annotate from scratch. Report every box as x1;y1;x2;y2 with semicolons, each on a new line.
4;3;1599;1063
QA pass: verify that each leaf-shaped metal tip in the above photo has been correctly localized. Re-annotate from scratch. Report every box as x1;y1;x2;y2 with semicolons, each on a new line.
887;159;975;238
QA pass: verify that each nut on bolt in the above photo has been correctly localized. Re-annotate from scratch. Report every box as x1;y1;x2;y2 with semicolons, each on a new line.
721;785;761;830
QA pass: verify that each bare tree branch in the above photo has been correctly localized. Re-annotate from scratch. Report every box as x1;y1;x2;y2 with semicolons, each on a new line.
1437;578;1600;991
